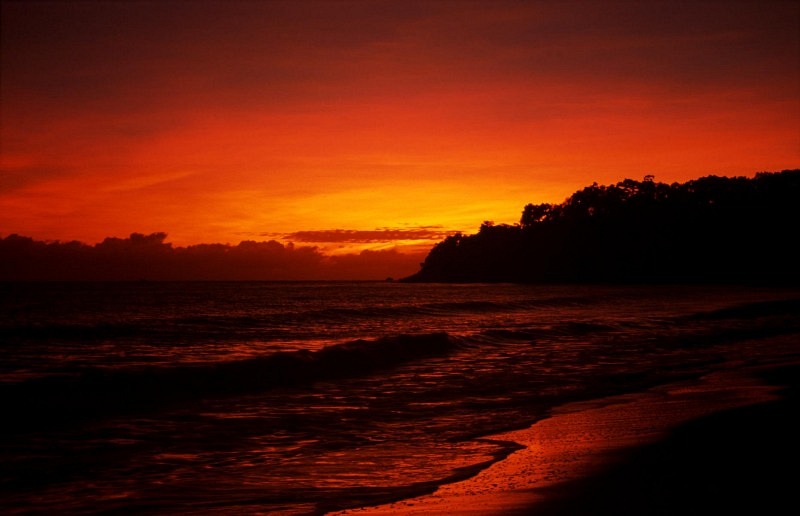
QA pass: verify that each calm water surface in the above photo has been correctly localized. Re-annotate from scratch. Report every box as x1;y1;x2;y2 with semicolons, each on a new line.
1;282;798;514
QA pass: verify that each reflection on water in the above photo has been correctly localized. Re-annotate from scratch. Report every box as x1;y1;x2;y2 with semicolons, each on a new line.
1;283;799;513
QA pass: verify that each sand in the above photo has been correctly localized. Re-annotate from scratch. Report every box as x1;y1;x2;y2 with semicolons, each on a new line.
329;356;798;515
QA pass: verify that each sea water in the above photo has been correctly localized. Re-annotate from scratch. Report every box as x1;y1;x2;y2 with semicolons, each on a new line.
1;282;798;514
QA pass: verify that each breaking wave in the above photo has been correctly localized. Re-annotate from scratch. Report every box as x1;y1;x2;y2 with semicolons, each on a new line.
0;332;461;430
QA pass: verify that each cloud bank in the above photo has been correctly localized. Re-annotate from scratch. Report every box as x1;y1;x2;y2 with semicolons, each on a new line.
0;233;425;281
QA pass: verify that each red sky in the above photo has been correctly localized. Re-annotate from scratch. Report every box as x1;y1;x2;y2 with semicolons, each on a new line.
1;0;798;277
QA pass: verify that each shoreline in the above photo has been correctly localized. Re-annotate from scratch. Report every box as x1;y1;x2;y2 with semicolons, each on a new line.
329;351;798;515
530;363;799;515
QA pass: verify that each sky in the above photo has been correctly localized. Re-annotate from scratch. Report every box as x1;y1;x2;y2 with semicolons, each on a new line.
1;0;799;277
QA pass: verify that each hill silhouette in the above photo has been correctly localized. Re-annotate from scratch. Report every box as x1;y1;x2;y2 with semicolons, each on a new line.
404;170;800;283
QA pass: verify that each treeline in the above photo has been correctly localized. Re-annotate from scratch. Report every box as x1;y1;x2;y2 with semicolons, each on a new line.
0;233;422;281
405;170;800;283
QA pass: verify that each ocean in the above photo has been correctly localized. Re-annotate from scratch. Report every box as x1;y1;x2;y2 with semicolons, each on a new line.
1;282;799;514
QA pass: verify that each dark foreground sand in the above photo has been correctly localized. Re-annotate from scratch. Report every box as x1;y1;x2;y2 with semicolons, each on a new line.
530;363;799;516
331;338;799;515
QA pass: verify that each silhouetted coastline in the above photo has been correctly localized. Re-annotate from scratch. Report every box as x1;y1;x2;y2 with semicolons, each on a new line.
403;170;800;284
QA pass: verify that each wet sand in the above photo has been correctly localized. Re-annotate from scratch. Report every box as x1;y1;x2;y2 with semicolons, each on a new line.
330;355;799;515
529;362;799;516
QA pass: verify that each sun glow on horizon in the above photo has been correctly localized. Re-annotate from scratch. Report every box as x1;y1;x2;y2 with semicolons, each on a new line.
2;1;798;274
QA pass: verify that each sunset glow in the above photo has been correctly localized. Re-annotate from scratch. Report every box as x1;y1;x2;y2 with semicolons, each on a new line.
2;1;798;275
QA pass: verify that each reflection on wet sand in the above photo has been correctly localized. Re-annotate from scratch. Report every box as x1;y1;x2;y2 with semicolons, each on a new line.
333;355;786;515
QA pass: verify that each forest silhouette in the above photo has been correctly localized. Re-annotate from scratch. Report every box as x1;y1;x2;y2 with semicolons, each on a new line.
404;170;800;283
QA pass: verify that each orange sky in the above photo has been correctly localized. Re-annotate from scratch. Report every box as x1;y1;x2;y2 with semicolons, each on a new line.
1;1;798;274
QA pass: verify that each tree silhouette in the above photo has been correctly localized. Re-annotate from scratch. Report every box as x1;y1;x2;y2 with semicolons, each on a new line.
405;170;800;284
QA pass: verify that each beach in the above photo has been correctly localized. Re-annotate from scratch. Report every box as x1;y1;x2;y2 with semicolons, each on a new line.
332;338;799;515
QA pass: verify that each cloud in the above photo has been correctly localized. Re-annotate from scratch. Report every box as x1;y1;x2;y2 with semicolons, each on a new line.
0;165;75;193
325;248;426;280
280;227;451;243
0;232;425;281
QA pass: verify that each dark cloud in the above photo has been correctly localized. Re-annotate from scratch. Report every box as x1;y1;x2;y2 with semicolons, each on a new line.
326;249;426;280
0;1;426;111
281;227;451;243
4;0;796;114
0;232;425;281
0;166;74;192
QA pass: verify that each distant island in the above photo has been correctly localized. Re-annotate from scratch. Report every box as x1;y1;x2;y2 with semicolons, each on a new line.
404;170;800;284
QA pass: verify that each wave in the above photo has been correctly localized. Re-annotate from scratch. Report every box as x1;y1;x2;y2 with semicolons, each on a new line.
174;295;594;325
0;333;461;431
413;296;595;314
687;298;800;321
0;295;596;341
480;321;622;341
